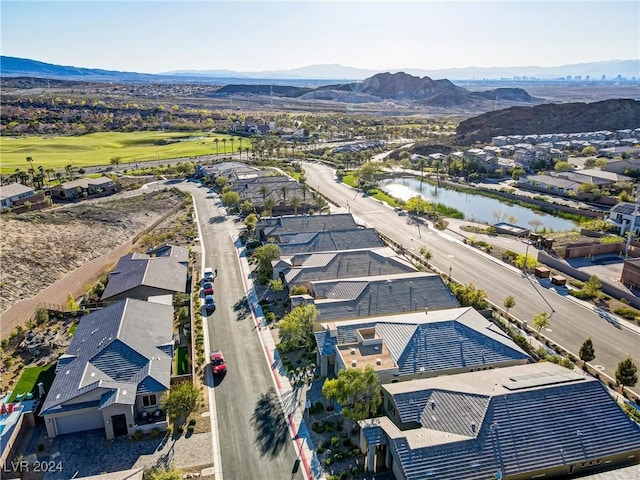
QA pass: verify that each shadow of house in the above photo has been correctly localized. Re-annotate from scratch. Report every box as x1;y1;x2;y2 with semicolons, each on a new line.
40;299;173;440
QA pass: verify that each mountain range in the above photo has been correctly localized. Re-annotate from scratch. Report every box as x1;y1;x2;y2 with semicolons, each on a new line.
1;56;638;82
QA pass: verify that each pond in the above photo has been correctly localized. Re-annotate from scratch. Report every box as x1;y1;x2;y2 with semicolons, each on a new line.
379;177;579;232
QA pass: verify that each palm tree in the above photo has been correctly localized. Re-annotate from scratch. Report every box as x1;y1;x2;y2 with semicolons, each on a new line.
26;157;35;186
45;168;55;183
263;197;277;217
280;185;288;204
301;183;309;203
259;185;269;204
433;159;441;188
54;171;63;184
230;137;235;154
214;138;220;157
290;195;302;215
238;145;243;161
221;139;228;156
65;164;75;181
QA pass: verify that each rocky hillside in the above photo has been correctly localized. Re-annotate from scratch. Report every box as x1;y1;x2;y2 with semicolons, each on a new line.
456;98;640;145
214;72;536;108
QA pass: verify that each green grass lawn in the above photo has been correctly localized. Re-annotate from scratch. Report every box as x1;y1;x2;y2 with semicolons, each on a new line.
8;364;56;402
1;131;251;173
69;321;78;336
175;346;189;375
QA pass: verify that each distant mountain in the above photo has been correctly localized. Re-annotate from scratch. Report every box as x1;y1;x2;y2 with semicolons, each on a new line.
456;99;640;145
215;72;537;108
165;60;640;81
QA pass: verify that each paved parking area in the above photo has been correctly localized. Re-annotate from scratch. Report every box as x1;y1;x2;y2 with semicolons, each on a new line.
10;424;212;479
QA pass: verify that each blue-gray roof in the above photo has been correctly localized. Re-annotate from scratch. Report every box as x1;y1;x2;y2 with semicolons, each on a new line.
281;248;416;285
41;299;173;415
311;272;459;321
258;213;358;241
314;308;529;376
278;228;383;254
101;252;188;300
146;244;189;264
375;364;640;480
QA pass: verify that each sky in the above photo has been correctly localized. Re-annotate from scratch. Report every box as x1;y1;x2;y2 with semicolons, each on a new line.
1;0;639;73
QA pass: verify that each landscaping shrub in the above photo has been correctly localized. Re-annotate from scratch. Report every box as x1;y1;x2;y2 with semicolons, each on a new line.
312;422;325;434
133;429;144;440
614;307;639;321
325;457;333;466
188;418;196;426
187;425;195;433
331;436;340;447
150;428;160;438
340;471;348;480
321;440;331;450
166;425;173;436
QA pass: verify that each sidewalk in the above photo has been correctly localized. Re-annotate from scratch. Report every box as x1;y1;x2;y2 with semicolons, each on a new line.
233;238;322;480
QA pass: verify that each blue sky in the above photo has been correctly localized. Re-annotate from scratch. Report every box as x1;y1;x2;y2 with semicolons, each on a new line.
2;1;638;73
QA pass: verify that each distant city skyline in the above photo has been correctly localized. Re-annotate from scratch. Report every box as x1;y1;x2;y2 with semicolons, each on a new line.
2;1;639;74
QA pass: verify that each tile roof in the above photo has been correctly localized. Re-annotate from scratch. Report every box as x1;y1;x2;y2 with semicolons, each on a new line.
0;182;34;200
101;253;187;300
41;299;173;415
314;308;529;376
311;272;459;321
258;213;358;240
280;248;416;285
278;228;383;254
370;363;640;480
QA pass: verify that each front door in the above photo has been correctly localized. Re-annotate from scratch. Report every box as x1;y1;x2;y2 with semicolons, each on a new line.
111;414;128;437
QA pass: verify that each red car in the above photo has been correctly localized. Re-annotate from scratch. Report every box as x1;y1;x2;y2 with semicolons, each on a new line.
203;282;214;296
210;350;227;375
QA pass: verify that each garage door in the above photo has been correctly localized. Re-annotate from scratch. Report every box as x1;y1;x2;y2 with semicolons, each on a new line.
55;410;104;435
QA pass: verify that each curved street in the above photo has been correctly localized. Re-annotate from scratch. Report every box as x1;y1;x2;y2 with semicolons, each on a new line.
304;161;640;395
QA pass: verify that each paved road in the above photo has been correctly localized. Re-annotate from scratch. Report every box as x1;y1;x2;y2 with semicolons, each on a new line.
306;162;640;394
178;181;303;480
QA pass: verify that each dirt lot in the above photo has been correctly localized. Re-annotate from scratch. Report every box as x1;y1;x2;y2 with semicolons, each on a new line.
0;189;185;313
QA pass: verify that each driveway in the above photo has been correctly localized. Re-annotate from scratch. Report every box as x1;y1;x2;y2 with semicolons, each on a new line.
9;424;212;480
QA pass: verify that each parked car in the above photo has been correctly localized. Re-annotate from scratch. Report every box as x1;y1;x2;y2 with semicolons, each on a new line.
205;294;216;313
204;267;215;281
203;281;214;296
210;350;227;375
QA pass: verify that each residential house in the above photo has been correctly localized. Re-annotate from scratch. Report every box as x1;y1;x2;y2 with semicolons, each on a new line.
277;228;384;255
146;244;190;266
101;252;188;302
620;257;640;291
607;202;640;235
518;174;581;194
574;169;633;186
314;307;529;380
229;175;309;215
256;213;359;243
40;299;174;439
196;161;261;182
52;176;118;200
599;147;640;160
294;272;459;322
273;247;416;289
358;363;640;480
602;157;640;175
0;183;35;208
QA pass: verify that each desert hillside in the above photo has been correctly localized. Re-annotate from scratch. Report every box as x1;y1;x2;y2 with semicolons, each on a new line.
0;189;185;313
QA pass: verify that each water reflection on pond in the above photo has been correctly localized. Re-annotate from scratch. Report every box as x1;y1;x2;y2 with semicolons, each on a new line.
379;177;578;232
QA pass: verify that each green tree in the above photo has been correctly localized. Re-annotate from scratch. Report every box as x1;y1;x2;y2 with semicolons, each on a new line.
221;191;239;207
110;157;121;168
143;466;183;480
579;338;595;363
254;243;280;281
511;167;526;180
66;293;79;312
554;161;573;171
240;200;254;215
451;283;488;310
161;381;201;424
262;197;277;217
269;278;284;292
244;213;258;232
322;365;381;422
357;162;378;186
216;175;228;189
581;145;597;156
515;253;537;270
584;275;602;297
503;295;516;315
532;311;550;331
615;357;638;387
419;246;432;262
278;304;318;351
405;195;430;214
595;158;608;169
290;195;302;215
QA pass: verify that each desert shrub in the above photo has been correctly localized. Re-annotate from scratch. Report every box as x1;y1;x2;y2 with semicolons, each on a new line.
166;425;173;436
614;307;640;320
331;436;340;447
312;422;325;434
188;418;196;426
133;429;144;440
150;428;160;438
187;425;195;433
325;457;333;466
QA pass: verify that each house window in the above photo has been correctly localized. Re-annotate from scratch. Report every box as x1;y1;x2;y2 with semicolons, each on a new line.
142;394;157;407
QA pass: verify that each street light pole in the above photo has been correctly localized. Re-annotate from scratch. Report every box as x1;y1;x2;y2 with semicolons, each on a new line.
523;240;530;275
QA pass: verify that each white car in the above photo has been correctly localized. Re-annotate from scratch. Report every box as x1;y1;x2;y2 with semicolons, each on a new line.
204;267;215;281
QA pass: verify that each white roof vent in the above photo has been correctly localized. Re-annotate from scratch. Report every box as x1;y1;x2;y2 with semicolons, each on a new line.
376;358;382;365
373;346;380;351
351;360;357;367
471;422;476;433
350;348;356;355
